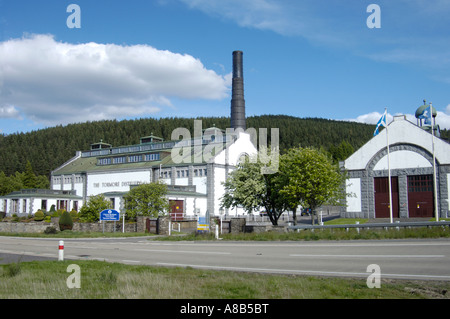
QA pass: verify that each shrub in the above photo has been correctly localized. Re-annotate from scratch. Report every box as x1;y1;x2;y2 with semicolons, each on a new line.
69;209;78;221
44;216;51;223
44;226;58;234
49;205;56;215
59;211;73;231
34;210;45;221
54;209;66;217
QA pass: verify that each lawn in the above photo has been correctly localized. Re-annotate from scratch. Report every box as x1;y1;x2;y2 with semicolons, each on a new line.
1;259;449;299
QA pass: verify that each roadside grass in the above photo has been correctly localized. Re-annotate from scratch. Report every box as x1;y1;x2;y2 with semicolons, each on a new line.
156;222;450;241
0;231;151;238
1;259;448;299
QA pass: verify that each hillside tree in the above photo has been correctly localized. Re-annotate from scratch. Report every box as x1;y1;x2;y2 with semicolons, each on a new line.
280;147;347;225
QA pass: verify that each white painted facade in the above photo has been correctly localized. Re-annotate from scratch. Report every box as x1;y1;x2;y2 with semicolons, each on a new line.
342;115;450;219
48;130;258;218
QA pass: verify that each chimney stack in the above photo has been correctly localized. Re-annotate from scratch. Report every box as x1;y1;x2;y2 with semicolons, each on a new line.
230;50;246;130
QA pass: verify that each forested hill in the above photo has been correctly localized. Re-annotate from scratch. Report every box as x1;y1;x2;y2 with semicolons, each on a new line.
0;114;444;178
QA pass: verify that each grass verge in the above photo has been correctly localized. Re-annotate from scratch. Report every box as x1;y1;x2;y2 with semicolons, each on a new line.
1;259;449;299
156;225;450;241
0;231;152;238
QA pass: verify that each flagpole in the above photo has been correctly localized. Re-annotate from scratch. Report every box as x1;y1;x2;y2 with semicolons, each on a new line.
385;108;393;223
430;103;439;222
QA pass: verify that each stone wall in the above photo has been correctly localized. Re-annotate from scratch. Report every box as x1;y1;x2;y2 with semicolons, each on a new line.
245;225;287;233
0;221;57;233
230;218;246;234
0;220;137;233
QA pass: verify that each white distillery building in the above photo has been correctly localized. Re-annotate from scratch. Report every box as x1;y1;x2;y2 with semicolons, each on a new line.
0;189;82;216
48;127;257;219
0;128;258;218
342;103;450;219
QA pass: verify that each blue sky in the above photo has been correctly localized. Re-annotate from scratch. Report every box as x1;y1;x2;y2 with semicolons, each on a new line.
1;0;450;135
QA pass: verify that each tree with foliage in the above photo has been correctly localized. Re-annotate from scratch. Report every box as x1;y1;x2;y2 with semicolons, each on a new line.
124;182;169;219
0;115;380;178
329;140;354;163
280;147;347;225
221;156;286;226
78;194;112;222
22;161;38;188
0;162;50;196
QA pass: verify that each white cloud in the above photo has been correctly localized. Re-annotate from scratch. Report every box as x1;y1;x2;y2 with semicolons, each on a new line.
0;105;21;119
180;0;450;82
0;34;229;126
346;110;450;130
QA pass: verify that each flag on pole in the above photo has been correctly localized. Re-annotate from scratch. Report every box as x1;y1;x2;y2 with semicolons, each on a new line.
418;104;432;125
373;110;387;136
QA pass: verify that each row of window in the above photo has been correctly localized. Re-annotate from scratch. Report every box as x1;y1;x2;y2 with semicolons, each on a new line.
82;142;177;158
160;168;208;179
7;199;78;214
408;175;433;193
97;153;160;166
53;176;83;184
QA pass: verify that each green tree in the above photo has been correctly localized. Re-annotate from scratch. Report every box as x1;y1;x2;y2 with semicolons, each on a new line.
329;140;354;163
280;147;347;225
79;194;112;222
22;161;37;188
124;182;169;219
221;157;286;226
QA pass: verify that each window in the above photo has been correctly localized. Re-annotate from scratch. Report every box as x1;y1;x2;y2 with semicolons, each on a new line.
144;153;160;161
57;200;68;211
408;175;433;192
98;158;111;165
41;200;47;211
12;199;19;214
128;155;141;163
22;199;27;213
113;157;126;164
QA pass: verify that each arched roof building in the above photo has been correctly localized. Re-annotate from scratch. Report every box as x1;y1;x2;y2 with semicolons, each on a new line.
342;107;450;220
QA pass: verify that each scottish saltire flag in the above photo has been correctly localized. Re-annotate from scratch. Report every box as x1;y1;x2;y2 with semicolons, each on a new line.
418;104;432;125
373;111;387;136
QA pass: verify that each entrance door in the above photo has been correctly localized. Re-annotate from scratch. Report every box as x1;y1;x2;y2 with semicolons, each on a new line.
374;177;399;218
407;175;434;218
169;200;184;221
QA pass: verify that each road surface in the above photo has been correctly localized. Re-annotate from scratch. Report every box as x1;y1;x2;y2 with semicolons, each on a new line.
1;236;450;281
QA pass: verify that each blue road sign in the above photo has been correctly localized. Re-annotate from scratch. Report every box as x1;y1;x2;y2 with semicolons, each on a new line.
100;209;120;221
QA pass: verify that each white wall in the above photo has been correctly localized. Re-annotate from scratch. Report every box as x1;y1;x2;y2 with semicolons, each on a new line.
193;176;207;194
214;167;226;216
346;178;362;212
373;150;431;170
87;170;151;196
448;174;450;211
345;116;450;170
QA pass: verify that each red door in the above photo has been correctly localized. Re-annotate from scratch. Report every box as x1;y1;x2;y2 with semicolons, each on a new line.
169;200;184;221
374;177;399;218
407;175;434;218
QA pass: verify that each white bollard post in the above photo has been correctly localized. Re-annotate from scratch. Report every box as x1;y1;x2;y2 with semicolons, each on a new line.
215;225;219;239
58;240;64;261
355;221;360;234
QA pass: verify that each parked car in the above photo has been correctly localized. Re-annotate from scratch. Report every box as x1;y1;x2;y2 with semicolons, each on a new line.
301;208;311;216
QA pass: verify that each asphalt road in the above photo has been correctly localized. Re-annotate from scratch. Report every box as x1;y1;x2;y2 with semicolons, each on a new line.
1;236;450;281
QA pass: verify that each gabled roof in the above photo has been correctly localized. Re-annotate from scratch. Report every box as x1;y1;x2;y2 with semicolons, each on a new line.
51;132;251;176
1;189;82;199
344;115;450;170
